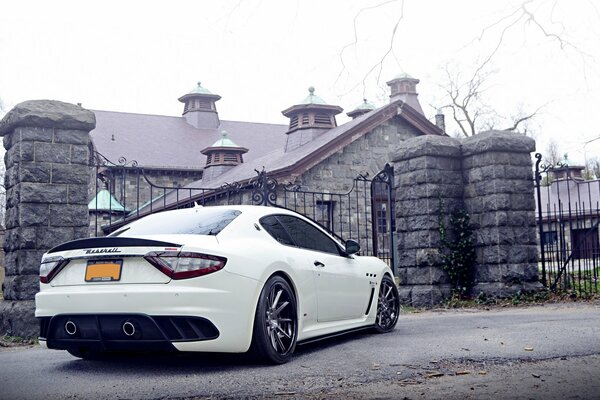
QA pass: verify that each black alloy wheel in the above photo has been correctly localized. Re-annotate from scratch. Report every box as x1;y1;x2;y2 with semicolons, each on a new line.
374;275;400;333
251;275;298;364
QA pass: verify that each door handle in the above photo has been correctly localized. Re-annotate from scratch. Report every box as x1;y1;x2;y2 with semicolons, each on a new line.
314;261;325;268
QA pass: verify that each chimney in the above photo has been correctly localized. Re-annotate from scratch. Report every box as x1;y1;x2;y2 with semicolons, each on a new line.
435;109;446;133
386;73;424;115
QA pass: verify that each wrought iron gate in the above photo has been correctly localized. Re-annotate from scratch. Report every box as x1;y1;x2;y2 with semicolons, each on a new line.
90;153;396;273
534;153;600;295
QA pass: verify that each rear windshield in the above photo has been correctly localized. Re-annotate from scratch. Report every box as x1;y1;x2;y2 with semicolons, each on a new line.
110;209;241;237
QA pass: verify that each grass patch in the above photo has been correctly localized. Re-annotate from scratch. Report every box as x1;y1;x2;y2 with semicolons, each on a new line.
0;335;37;348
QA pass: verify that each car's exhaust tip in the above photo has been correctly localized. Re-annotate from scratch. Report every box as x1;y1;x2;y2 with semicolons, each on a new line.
122;321;136;337
64;320;77;336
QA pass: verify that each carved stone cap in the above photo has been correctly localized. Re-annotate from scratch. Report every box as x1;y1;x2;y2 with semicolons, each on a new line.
393;135;461;162
462;130;536;156
0;100;96;136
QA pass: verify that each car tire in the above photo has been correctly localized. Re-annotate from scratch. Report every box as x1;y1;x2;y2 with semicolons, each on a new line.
374;275;400;333
251;275;298;364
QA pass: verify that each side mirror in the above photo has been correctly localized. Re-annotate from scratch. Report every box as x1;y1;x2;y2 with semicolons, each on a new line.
345;239;361;255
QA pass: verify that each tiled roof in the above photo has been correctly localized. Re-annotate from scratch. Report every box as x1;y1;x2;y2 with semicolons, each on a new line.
90;110;287;170
117;99;443;222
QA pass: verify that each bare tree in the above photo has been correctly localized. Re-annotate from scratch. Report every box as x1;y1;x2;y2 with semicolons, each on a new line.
546;139;562;165
584;157;600;180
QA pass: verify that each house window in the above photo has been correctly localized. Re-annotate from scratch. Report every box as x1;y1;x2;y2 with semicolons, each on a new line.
315;201;334;231
376;202;389;234
542;231;558;246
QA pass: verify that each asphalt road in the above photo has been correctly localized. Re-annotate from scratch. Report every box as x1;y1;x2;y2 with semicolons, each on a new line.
1;302;599;400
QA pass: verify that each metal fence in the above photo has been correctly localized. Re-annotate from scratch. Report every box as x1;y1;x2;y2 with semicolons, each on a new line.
90;153;396;273
534;153;600;296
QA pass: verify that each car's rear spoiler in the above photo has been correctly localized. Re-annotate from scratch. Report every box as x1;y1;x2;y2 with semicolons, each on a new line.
47;237;182;254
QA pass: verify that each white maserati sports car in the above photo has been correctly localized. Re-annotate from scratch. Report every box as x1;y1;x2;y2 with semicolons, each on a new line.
35;205;400;363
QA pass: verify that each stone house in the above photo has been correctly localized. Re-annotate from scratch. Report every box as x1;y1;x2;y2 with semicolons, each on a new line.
88;74;445;240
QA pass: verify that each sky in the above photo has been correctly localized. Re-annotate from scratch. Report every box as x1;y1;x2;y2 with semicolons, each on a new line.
1;0;599;165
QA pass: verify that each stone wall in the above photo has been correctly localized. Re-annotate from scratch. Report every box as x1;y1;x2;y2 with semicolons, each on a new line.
393;131;541;306
0;226;4;298
0;100;95;337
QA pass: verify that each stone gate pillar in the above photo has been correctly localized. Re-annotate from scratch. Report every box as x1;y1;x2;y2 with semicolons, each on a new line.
393;135;463;306
462;131;541;296
0;100;95;337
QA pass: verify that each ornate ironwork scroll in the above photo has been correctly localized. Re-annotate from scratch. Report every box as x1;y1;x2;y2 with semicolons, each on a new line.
250;168;278;206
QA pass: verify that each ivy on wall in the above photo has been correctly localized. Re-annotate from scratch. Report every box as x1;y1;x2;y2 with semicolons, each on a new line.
438;204;477;297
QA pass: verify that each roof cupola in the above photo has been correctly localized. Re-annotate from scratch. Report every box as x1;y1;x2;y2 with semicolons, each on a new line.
347;98;376;119
178;81;221;129
200;130;248;181
281;87;343;152
386;73;424;115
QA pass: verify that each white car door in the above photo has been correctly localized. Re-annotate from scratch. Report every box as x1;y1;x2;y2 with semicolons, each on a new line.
274;215;373;322
311;252;374;322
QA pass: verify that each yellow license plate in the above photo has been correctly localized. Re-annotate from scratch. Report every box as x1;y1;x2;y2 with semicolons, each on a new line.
85;260;123;282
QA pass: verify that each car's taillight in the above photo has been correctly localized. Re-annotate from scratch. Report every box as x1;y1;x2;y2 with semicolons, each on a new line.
144;251;227;279
39;256;69;284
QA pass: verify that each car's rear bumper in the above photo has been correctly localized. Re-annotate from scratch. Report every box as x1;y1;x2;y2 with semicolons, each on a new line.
35;271;262;353
39;313;220;353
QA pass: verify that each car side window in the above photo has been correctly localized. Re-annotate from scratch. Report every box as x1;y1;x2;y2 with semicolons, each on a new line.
276;215;342;256
260;216;295;246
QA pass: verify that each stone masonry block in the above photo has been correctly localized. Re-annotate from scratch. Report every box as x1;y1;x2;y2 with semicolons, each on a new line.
505;165;534;180
511;193;536;211
3;249;45;275
474;264;506;283
396;249;417;268
2;275;39;300
0;300;38;338
49;204;89;227
54;129;90;145
4;166;18;189
20;162;51;184
4;206;18;229
19;203;50;226
409;285;447;307
34;142;71;163
481;194;511;211
4;164;19;190
51;164;89;184
68;183;91;204
70;144;90;165
20;182;68;203
397;215;440;232
4;227;37;252
406;156;462;173
15;126;53;142
463;165;499;183
403;267;433;285
37;227;76;249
